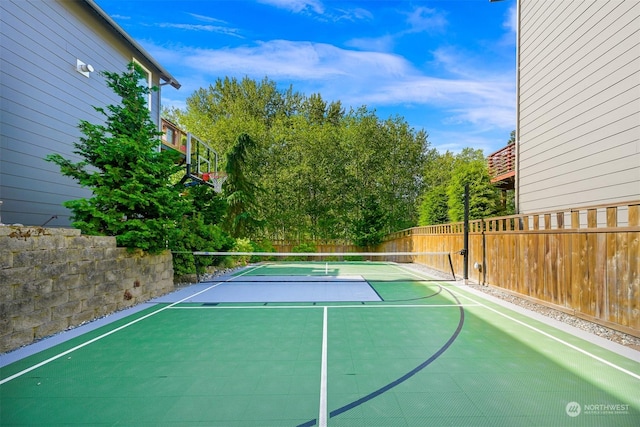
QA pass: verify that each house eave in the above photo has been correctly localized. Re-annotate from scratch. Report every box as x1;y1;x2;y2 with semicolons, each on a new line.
82;0;181;89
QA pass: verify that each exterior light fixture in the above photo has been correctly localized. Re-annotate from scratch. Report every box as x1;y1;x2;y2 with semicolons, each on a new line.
76;59;94;77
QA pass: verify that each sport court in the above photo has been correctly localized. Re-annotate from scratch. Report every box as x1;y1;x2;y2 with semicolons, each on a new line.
1;261;639;426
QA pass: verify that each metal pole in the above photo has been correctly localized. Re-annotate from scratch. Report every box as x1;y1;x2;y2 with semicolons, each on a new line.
463;183;469;284
447;253;456;281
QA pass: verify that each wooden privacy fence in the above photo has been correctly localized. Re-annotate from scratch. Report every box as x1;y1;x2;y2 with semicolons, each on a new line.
380;201;640;337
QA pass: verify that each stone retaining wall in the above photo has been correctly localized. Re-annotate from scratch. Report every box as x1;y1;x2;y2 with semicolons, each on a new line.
0;226;174;353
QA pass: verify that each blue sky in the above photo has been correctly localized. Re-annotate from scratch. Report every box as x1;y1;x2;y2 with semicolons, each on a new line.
97;0;516;154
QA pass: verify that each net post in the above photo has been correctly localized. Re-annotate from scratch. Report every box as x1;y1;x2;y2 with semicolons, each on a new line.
447;253;456;281
194;253;200;283
463;183;469;284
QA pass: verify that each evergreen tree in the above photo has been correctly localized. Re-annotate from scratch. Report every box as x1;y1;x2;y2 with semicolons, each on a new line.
447;159;501;222
351;195;388;248
418;185;449;225
224;133;263;237
46;63;188;253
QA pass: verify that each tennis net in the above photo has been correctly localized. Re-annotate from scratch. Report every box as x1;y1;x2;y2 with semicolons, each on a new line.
187;251;456;282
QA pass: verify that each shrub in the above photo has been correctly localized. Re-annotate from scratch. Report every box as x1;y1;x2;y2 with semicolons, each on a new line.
170;214;233;277
289;242;317;261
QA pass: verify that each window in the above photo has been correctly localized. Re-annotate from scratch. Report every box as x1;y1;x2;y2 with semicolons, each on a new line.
165;127;175;145
133;58;152;110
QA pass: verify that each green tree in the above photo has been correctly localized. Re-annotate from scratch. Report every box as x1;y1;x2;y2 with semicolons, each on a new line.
447;159;501;222
418;185;449;225
224;133;263;237
173;77;430;242
47;63;188;253
187;184;227;226
418;148;487;225
351;195;388;247
418;151;456;226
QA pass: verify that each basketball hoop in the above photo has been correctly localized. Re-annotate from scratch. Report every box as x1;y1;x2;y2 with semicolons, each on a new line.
178;133;227;192
209;174;227;193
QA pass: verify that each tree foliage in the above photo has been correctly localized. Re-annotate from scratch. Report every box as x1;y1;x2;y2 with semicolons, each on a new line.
447;158;501;222
418;147;507;224
47;63;231;277
174;77;430;244
224;133;263;238
419;185;449;225
46;63;189;253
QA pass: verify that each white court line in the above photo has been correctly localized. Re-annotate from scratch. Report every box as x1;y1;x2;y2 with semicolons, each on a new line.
167;304;480;310
319;306;328;427
395;264;640;381
0;264;264;386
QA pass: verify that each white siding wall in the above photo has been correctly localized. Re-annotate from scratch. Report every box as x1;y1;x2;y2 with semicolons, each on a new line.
0;0;163;226
517;0;640;213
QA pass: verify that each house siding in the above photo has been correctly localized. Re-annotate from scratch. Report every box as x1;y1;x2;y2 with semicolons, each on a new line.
517;0;640;213
0;0;164;226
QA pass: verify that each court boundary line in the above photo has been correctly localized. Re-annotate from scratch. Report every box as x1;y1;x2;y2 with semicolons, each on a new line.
319;306;328;427
166;303;480;309
395;264;640;381
297;283;467;426
327;286;466;420
0;264;265;385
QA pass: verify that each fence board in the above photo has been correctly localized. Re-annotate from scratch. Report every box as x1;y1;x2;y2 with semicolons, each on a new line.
509;232;518;292
559;233;571;307
536;234;544;300
606;208;617;324
629;230;639;330
585;210;597;318
594;233;606;319
617;231;630;326
291;201;640;336
517;233;529;295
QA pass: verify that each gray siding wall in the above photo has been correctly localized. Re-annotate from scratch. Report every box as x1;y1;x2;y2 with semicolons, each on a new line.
0;0;163;227
517;0;640;213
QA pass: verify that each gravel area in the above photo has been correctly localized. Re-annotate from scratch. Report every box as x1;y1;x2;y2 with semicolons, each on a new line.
404;263;640;352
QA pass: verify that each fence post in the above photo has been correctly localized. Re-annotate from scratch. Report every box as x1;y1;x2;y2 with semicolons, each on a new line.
463;183;469;284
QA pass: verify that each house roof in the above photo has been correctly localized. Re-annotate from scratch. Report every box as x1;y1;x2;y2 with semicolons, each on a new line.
83;0;181;89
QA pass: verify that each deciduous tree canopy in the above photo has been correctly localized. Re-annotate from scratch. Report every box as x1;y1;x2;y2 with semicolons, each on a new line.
170;76;430;245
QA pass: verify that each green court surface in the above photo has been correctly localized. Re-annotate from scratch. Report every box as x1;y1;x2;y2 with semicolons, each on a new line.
1;261;639;426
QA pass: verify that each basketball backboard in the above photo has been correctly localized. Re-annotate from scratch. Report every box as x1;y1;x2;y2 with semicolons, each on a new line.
179;133;226;192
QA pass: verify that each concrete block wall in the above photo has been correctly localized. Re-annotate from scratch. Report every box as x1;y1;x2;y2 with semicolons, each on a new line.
0;226;174;353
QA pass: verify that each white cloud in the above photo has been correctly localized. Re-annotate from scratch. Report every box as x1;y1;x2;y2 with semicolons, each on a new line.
156;22;243;38
257;0;324;14
161;96;187;112
257;0;374;23
505;4;517;34
186;13;228;24
145;38;514;150
178;40;410;81
345;35;395;53
429;131;501;155
404;6;447;34
334;7;374;22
